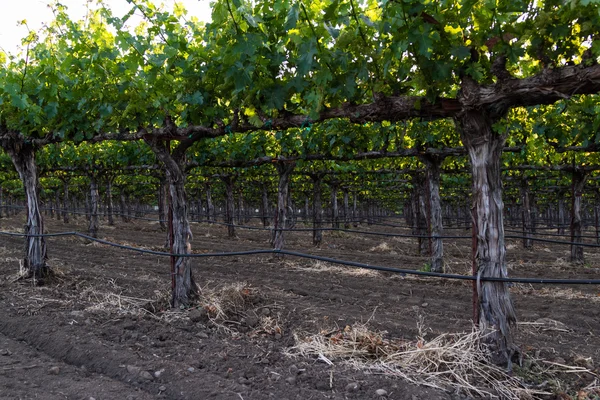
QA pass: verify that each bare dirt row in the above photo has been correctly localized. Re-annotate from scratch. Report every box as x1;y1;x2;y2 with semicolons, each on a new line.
0;215;599;399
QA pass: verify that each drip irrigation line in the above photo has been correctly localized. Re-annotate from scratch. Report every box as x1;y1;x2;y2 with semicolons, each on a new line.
3;212;600;246
364;220;600;240
504;228;599;240
1;229;599;285
3;204;162;222
193;220;600;246
5;204;600;234
4;206;600;245
504;235;600;248
197;220;471;239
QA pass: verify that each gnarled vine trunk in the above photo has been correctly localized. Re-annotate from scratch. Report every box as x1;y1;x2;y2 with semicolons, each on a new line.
54;189;61;221
422;155;444;273
119;190;129;223
145;138;197;308
303;196;309;224
166;170;197;307
558;195;566;235
106;179;114;226
237;190;244;225
89;176;99;238
521;179;533;249
195;189;203;222
126;194;133;220
0;135;49;281
259;186;269;227
570;170;587;264
457;108;517;367
85;192;91;221
342;188;350;229
352;192;358;227
272;162;295;250
411;174;429;255
221;176;236;238
205;183;215;222
158;177;168;231
62;180;70;224
311;174;324;246
330;181;339;229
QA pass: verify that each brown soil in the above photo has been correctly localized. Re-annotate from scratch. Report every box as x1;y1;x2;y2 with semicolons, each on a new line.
0;214;599;400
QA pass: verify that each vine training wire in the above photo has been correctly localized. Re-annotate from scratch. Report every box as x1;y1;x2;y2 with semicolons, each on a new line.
1;230;599;285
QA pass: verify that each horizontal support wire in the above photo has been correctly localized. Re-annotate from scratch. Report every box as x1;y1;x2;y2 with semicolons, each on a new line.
3;206;599;244
189;221;600;247
1;230;599;285
4;205;600;238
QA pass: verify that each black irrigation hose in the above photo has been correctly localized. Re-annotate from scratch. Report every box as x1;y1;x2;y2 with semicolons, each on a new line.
1;229;600;285
195;220;600;247
504;235;600;248
4;210;600;246
199;220;472;239
503;228;599;239
6;204;600;235
2;205;163;222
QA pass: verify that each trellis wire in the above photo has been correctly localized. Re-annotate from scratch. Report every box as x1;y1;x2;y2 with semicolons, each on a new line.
1;230;599;285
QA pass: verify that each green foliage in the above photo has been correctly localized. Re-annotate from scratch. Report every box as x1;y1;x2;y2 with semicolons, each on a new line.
0;0;598;209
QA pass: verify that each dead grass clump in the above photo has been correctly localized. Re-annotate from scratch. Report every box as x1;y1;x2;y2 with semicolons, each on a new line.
327;230;353;239
369;242;392;253
391;236;414;245
199;282;261;322
194;283;288;337
518;318;572;334
256;315;283;336
0;245;20;258
551;257;571;268
289;260;380;277
286;322;549;400
0;225;24;234
84;291;156;316
535;287;600;302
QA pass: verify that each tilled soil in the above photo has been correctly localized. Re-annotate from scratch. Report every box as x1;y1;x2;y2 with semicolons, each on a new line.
0;214;599;400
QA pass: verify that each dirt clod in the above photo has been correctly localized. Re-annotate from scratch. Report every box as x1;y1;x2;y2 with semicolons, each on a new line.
139;370;153;381
189;308;208;323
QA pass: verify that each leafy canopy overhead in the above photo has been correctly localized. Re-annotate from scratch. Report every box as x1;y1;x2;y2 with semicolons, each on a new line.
0;0;597;153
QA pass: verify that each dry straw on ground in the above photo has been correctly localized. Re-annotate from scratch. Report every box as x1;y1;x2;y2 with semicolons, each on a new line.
368;242;392;253
199;282;259;321
518;318;572;334
284;320;588;400
195;282;283;335
285;260;380;277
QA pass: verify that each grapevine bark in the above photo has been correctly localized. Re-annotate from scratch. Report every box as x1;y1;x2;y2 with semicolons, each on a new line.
145;138;197;308
106;179;115;226
570;170;587;263
521;179;533;249
205;183;215;222
330;180;339;229
311;174;324;246
422;155;444;273
272;162;295;250
221;175;237;238
457;108;517;367
0;134;49;281
62;180;70;224
89;176;99;238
